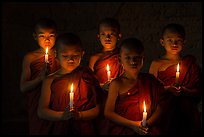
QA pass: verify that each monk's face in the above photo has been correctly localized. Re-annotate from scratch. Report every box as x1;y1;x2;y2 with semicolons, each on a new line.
160;30;185;56
33;27;57;51
57;44;84;73
97;25;121;51
120;47;144;74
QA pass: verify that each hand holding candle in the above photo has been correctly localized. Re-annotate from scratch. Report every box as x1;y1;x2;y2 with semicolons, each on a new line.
106;64;111;81
175;63;180;85
142;101;147;127
69;83;74;111
44;47;49;63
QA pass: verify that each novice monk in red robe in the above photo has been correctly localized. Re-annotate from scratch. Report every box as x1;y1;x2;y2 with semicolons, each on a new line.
20;18;60;135
104;38;168;135
89;18;124;93
149;23;202;135
38;33;102;135
89;18;124;135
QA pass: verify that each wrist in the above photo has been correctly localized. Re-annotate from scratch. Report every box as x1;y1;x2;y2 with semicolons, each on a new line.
77;111;83;120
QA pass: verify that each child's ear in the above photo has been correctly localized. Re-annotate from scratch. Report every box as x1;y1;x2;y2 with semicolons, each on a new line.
160;39;164;46
118;33;122;40
33;33;37;40
96;34;100;39
183;40;186;45
81;51;85;57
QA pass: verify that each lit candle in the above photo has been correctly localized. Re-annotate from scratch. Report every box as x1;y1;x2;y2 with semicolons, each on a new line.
142;101;147;127
45;47;49;63
175;63;180;84
69;83;74;111
106;64;111;81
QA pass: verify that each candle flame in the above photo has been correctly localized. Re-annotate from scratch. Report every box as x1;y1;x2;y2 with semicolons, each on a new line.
177;63;180;72
70;83;73;93
46;47;48;54
106;64;110;71
144;101;146;112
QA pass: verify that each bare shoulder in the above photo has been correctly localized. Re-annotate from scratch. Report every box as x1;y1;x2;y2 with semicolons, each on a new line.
90;52;103;62
23;49;43;63
43;71;58;85
149;59;163;77
109;77;122;91
150;59;164;69
89;52;103;69
23;51;35;64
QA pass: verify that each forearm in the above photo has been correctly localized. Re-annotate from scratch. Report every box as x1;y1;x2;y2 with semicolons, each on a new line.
38;107;64;121
20;76;42;93
79;105;99;120
146;105;162;127
105;111;135;129
182;86;201;97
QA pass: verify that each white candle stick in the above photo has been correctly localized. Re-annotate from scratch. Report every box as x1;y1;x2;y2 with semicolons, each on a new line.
45;47;49;63
106;64;111;81
142;101;147;127
69;83;74;111
175;63;180;84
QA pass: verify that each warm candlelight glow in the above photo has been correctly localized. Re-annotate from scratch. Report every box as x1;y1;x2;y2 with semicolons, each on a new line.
45;47;49;63
144;101;146;112
106;64;111;81
177;63;180;72
175;63;180;84
142;101;147;127
69;83;74;110
107;64;110;71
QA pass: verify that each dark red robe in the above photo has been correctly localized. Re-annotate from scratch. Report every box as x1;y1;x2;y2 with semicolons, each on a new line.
93;48;124;85
157;55;202;135
27;55;60;135
93;48;125;134
49;66;102;135
104;73;166;135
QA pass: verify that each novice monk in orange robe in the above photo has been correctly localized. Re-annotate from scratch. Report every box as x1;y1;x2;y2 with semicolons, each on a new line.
38;33;102;135
104;38;168;135
149;23;202;135
20;18;60;135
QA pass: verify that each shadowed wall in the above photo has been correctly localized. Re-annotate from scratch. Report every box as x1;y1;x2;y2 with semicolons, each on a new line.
1;2;202;134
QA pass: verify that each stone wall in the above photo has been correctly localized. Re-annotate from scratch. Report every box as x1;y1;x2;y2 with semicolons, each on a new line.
1;2;202;134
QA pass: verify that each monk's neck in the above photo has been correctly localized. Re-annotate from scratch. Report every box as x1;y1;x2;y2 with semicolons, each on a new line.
123;71;139;81
38;47;56;55
163;53;182;61
103;47;116;52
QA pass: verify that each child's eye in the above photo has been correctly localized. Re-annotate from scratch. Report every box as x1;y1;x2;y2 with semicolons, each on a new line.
50;34;55;37
177;39;184;43
133;56;143;61
38;35;45;38
62;55;68;58
72;55;80;59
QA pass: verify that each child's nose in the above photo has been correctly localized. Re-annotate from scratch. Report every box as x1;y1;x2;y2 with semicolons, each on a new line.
172;41;178;45
105;34;111;39
66;56;74;61
44;36;50;41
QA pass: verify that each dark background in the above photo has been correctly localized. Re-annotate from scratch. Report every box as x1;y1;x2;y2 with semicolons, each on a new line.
1;2;202;135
